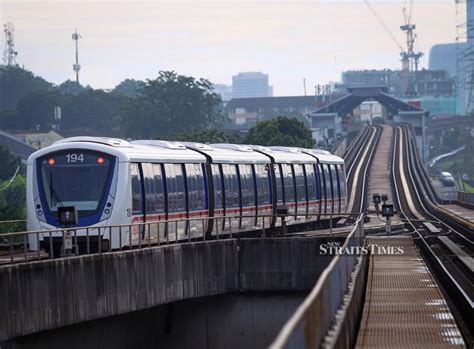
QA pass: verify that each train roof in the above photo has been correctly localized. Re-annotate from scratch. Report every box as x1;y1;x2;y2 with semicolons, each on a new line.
187;143;271;164
300;149;344;165
27;137;344;166
28;137;207;164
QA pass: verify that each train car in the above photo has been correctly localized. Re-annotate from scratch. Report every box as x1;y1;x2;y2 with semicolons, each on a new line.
302;148;347;215
180;142;272;232
27;137;208;253
26;137;346;254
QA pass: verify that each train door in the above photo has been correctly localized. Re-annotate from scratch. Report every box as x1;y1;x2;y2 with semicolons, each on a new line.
330;164;341;214
222;164;240;231
239;164;256;228
130;163;145;242
211;164;225;234
305;164;318;217
326;164;334;215
293;164;307;220
318;163;327;215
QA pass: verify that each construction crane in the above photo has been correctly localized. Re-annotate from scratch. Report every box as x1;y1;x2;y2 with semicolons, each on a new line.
363;0;423;97
400;0;423;96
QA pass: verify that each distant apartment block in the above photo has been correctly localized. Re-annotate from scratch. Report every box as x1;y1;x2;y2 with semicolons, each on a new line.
225;95;327;129
341;69;455;98
213;84;233;103
232;72;273;99
341;68;458;115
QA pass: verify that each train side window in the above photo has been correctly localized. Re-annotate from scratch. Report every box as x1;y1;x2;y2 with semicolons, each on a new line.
222;164;239;209
282;164;295;203
338;165;346;198
185;163;206;211
331;164;340;201
255;164;271;205
305;164;316;200
142;163;156;214
131;163;143;214
164;163;186;213
294;164;306;202
239;164;255;208
152;164;165;213
326;164;334;203
211;164;224;209
319;163;327;201
275;164;284;204
314;164;321;200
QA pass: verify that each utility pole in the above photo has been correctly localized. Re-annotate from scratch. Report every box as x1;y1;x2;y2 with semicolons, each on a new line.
72;29;81;84
3;23;18;66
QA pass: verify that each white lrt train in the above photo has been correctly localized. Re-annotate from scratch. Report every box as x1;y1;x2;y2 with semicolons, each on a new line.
27;137;347;252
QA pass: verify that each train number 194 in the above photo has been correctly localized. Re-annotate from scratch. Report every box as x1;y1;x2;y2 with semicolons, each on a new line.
66;153;84;163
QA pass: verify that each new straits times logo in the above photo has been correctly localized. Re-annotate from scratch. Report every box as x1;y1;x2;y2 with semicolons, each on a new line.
319;242;404;256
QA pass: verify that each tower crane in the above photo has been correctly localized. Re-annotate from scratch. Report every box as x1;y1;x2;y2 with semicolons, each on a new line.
363;0;423;97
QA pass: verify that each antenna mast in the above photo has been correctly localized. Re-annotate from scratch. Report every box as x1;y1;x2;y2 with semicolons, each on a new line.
72;29;81;83
3;23;18;66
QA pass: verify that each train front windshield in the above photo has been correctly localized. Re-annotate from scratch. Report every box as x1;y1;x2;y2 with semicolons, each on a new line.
37;150;115;219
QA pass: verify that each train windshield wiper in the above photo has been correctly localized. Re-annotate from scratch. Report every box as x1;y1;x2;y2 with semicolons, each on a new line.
49;172;64;209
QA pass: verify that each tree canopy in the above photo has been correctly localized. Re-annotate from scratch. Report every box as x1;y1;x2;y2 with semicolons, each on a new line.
0;145;24;182
0;175;26;221
243;116;315;148
120;71;224;138
0;66;52;110
112;79;145;97
58;80;86;95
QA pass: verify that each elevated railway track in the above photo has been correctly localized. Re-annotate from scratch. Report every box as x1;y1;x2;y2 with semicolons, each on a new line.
392;124;473;340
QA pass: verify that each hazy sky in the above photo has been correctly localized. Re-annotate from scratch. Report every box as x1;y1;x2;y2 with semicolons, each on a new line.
0;0;465;95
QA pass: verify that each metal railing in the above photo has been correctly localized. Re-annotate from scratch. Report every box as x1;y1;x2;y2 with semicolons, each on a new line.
270;214;365;349
457;191;474;205
0;213;361;266
0;219;26;234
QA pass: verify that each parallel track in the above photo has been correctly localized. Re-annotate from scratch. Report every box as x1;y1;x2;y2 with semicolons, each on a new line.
344;126;381;215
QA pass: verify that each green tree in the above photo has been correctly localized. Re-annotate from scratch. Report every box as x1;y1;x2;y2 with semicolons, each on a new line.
0;66;52;110
166;128;242;144
61;89;124;130
112;79;145;97
15;90;64;130
0;145;25;181
120;71;224;138
58;80;85;95
0;175;26;221
243;116;315;148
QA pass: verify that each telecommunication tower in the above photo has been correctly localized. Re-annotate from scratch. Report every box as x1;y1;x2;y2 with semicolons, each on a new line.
3;23;18;66
72;29;81;83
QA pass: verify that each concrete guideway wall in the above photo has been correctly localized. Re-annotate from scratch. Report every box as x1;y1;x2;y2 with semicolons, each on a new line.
0;237;334;341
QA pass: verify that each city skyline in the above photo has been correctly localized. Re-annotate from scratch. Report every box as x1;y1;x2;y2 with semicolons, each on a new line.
1;0;464;95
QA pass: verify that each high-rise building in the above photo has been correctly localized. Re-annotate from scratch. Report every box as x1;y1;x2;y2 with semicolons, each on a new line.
232;72;273;98
457;0;474;115
429;43;468;77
